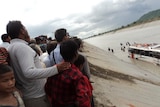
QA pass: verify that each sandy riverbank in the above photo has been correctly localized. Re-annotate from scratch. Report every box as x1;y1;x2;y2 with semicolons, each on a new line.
82;41;160;107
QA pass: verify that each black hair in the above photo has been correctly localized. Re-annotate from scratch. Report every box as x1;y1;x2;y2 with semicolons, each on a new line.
6;20;24;39
74;54;85;68
60;39;78;62
55;28;67;42
0;64;13;75
47;41;57;55
1;34;9;42
72;38;83;49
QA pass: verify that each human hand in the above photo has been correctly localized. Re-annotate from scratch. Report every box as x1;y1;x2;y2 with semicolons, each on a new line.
56;61;71;72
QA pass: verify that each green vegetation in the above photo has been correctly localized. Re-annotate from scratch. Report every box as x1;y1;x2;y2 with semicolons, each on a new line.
137;9;160;23
85;9;160;39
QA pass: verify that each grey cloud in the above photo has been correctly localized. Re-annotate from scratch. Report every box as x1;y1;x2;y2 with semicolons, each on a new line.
27;0;160;39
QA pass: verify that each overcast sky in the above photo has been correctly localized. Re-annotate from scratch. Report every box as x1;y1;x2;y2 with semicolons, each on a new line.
0;0;160;40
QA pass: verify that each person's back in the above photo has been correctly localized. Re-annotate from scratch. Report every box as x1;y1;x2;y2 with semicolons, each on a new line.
7;20;70;107
9;39;48;99
45;40;93;107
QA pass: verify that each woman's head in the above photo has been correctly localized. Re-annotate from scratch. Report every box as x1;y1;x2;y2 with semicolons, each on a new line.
74;54;85;71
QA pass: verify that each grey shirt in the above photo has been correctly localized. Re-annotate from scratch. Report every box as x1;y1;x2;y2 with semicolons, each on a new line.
8;39;58;99
79;52;91;79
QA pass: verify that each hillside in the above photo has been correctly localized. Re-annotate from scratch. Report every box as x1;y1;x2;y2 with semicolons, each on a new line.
85;8;160;39
137;9;160;23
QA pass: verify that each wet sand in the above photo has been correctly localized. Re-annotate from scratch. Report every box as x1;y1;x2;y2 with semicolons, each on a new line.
82;42;160;107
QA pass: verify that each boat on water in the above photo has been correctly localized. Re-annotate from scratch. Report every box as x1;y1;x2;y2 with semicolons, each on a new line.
128;43;160;64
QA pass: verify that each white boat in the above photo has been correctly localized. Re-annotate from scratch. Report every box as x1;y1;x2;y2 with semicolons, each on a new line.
128;43;160;60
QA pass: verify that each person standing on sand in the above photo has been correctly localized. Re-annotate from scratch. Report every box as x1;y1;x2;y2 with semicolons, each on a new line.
50;28;69;64
74;54;95;107
45;39;93;107
72;37;91;79
7;20;70;107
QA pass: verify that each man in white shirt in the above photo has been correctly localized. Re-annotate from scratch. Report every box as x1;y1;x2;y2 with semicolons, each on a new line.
6;20;70;107
50;28;69;64
0;33;11;50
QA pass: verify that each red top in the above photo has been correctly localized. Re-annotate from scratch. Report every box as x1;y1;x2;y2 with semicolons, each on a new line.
0;47;9;64
45;64;93;107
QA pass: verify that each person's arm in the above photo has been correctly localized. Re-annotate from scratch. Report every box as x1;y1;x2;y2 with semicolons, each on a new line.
16;44;70;79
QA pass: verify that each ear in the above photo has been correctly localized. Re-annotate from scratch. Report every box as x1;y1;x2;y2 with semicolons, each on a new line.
20;29;25;35
18;29;26;39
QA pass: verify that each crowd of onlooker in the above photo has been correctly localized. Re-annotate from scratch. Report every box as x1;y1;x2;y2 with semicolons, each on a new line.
0;20;94;107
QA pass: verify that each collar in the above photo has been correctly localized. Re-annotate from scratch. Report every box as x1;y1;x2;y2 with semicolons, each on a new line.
10;39;28;45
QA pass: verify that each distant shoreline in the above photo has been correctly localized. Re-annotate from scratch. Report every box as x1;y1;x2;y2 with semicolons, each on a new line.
84;19;160;40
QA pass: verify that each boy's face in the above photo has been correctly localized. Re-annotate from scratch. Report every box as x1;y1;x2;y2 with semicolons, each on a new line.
0;71;15;93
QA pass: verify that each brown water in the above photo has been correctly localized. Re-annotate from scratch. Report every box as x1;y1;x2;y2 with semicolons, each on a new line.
84;21;160;107
84;20;160;66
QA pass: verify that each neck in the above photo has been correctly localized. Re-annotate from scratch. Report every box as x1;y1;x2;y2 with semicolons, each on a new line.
0;92;12;98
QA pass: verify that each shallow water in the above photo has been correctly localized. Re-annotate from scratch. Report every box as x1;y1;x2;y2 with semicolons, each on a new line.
84;21;160;107
84;20;160;86
84;20;160;64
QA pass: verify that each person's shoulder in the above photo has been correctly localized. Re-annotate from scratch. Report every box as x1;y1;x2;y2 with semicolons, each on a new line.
70;65;83;78
0;47;7;50
78;52;86;57
54;45;60;51
40;52;48;60
13;87;22;96
10;42;30;51
10;41;26;48
13;90;25;107
78;52;88;62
